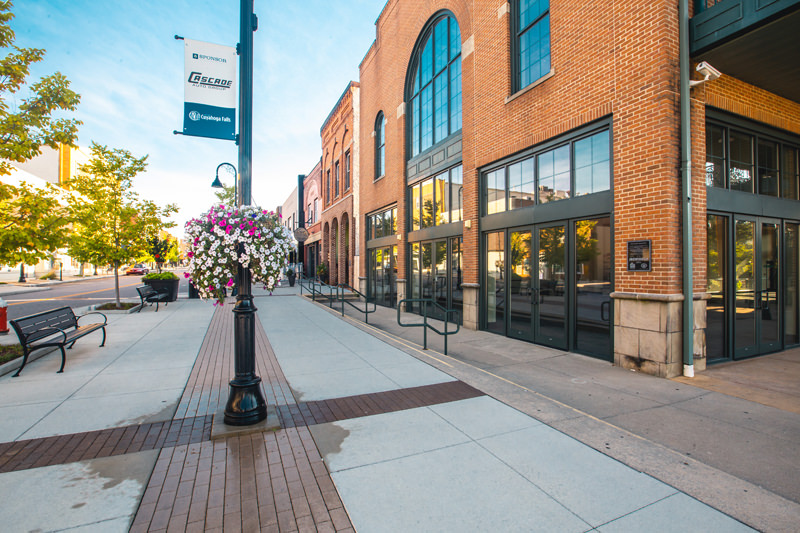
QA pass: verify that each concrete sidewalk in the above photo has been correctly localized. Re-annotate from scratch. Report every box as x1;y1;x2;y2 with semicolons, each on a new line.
0;288;795;531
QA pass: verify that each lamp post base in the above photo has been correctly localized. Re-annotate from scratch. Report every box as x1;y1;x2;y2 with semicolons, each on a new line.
223;377;267;426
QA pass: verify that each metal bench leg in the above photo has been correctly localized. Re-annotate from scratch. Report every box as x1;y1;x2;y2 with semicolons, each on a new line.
12;352;29;378
100;328;106;347
57;346;67;373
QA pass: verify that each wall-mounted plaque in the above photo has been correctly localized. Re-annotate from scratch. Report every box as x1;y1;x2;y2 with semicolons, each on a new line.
627;240;651;271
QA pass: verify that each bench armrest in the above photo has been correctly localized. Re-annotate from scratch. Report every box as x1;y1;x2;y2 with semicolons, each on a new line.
78;311;108;326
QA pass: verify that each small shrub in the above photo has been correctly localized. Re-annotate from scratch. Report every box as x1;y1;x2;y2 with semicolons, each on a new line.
142;272;179;281
39;271;58;280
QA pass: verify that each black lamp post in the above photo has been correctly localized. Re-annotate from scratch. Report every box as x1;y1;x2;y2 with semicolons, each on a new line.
223;0;266;426
211;162;237;201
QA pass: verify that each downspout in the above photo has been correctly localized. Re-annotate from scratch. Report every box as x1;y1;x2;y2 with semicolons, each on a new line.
680;0;694;377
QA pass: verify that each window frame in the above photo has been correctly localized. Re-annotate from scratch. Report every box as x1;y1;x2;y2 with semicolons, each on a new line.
705;116;800;200
375;112;386;180
335;160;340;198
511;0;552;94
406;12;462;160
326;169;331;205
481;125;611;217
409;165;464;231
344;150;351;191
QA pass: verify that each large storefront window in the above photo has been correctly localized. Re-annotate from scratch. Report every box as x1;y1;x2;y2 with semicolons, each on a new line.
706;119;800;199
409;237;463;323
483;128;610;215
367;207;398;239
369;246;397;308
410;165;463;230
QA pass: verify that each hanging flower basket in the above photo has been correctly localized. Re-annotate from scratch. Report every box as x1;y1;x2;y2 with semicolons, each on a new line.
184;204;294;305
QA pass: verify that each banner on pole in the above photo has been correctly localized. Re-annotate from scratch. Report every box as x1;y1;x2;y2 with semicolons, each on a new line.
183;39;236;140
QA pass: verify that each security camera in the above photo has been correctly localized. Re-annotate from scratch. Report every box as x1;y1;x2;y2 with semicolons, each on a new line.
690;62;721;87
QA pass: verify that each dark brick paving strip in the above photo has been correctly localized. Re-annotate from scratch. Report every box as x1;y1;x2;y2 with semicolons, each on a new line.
0;381;481;474
0;301;483;531
0;415;213;473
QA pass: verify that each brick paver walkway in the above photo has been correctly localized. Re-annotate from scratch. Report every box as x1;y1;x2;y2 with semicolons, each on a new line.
135;299;482;532
0;299;483;532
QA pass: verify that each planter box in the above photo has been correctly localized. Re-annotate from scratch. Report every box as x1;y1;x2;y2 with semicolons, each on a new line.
143;278;179;302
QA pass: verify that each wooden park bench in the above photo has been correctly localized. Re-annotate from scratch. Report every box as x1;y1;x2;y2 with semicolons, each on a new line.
9;307;107;377
136;285;170;312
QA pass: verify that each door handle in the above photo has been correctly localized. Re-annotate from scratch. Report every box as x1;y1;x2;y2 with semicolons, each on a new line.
601;300;610;322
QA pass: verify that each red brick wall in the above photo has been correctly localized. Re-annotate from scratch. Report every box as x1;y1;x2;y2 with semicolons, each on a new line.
358;0;799;296
321;83;359;286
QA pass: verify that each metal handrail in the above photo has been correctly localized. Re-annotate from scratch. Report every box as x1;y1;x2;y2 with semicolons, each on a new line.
298;275;336;306
336;283;377;323
397;298;460;355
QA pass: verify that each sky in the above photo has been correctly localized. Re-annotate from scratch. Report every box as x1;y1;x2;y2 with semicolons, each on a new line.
11;0;384;236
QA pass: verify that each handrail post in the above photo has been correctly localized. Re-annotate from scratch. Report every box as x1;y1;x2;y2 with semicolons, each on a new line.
444;312;448;355
423;301;428;350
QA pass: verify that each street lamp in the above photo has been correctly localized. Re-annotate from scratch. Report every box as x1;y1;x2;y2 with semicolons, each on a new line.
211;162;237;201
223;0;266;427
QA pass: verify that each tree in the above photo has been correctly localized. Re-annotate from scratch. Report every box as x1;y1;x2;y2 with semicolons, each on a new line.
0;180;72;278
146;232;176;272
0;0;81;177
67;142;178;307
213;184;235;206
0;1;80;278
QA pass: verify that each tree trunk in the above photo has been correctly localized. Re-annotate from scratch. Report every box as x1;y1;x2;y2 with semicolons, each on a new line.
114;260;121;308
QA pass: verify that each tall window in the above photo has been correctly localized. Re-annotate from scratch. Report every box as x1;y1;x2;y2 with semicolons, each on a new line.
375;113;385;179
335;160;340;197
313;199;318;222
344;150;351;190
326;169;330;204
514;0;551;91
408;14;461;158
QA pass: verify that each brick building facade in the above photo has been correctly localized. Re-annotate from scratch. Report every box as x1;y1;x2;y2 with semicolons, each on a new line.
320;82;360;287
302;160;323;279
326;0;798;378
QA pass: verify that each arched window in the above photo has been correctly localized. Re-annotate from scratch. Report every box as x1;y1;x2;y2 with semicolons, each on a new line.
375;112;386;178
408;13;461;159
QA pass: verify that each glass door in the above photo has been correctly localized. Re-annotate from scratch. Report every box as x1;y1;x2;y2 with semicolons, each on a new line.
786;223;799;347
535;224;567;349
432;240;448;321
450;237;463;323
734;217;781;358
486;232;505;334
575;218;612;359
508;230;533;340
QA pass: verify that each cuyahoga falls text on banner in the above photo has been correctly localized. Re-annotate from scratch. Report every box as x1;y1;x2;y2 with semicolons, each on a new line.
183;39;236;140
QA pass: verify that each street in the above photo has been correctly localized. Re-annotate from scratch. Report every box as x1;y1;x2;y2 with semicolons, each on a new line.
2;273;191;320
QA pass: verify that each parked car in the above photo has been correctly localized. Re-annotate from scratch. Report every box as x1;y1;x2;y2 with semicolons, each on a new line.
125;264;149;275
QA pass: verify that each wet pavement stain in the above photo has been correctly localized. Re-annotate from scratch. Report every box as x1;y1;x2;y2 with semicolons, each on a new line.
309;422;351;461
